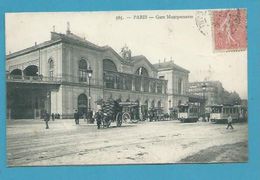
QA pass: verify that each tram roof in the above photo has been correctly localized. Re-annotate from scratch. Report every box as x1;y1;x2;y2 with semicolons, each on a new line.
208;104;243;108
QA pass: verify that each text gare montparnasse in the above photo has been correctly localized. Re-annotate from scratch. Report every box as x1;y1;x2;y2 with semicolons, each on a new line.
115;14;193;20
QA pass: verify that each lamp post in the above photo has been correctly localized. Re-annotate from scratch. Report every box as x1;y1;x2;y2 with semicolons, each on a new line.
87;66;93;115
202;83;207;122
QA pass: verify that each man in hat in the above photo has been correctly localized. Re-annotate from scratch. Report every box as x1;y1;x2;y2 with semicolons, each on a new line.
74;110;80;125
226;114;234;129
95;109;103;129
43;110;50;129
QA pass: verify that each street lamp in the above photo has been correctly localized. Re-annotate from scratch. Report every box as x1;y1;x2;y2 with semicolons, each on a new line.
87;66;93;114
202;83;207;122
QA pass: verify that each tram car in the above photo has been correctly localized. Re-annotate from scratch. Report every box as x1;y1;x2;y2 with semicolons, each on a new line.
177;104;200;123
101;99;139;128
209;104;247;123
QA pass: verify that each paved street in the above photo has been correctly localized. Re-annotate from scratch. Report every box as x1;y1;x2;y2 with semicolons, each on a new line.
7;120;248;166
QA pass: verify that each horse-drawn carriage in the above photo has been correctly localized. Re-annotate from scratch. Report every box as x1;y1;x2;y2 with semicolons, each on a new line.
100;99;139;128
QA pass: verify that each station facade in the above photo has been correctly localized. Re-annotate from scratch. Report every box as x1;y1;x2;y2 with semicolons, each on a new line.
153;61;190;111
6;29;171;119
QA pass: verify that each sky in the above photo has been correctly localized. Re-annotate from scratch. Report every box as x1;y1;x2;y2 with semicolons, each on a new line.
5;10;247;99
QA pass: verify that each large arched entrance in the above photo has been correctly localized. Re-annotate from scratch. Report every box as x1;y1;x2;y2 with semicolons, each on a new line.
10;69;22;79
132;100;140;120
158;101;161;108
141;100;148;120
23;65;38;76
78;94;88;116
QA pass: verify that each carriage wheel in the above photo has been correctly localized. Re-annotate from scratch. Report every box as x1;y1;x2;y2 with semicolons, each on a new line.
106;119;111;128
103;117;111;128
116;113;123;127
122;112;131;123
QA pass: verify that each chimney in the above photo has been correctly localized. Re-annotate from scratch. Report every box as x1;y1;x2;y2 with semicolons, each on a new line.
52;25;56;32
66;22;71;34
35;42;37;46
164;58;166;62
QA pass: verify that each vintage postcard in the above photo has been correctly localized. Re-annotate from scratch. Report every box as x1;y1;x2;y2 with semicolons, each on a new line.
5;9;247;166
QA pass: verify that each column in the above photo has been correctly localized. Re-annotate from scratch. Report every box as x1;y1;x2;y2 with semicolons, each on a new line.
123;75;126;90
148;81;151;93
140;77;144;92
139;104;142;120
132;76;135;91
21;69;24;80
114;73;117;89
155;81;158;93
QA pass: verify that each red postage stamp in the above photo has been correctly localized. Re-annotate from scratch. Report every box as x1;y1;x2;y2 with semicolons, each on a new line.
212;9;247;51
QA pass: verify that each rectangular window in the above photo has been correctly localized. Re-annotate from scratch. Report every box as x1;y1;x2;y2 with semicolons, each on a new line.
49;71;53;80
157;82;162;94
79;71;87;82
143;78;149;92
125;76;132;90
104;73;115;89
150;81;156;93
159;76;165;79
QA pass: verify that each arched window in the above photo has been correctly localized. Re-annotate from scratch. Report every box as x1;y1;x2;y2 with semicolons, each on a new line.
103;59;117;88
78;94;88;115
103;59;117;72
135;67;149;77
49;59;54;69
48;58;54;79
79;59;88;82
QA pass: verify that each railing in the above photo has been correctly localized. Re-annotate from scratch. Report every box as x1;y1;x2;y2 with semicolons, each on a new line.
60;74;103;87
103;70;167;94
6;73;168;95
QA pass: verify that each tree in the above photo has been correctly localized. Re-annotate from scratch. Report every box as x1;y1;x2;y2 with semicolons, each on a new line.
222;91;241;105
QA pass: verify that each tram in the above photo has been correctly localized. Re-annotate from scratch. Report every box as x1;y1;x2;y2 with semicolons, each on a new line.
209;104;247;123
177;104;200;123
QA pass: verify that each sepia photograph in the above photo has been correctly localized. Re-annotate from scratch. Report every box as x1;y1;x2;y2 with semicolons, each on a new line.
5;9;248;166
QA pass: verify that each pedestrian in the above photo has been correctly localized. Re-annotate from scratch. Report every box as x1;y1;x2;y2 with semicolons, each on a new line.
43;110;50;129
226;114;234;129
83;112;86;122
74;110;80;125
89;110;93;123
51;113;55;121
95;110;102;129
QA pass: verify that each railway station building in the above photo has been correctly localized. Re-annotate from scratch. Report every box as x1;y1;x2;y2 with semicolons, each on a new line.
6;29;172;119
153;61;190;112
